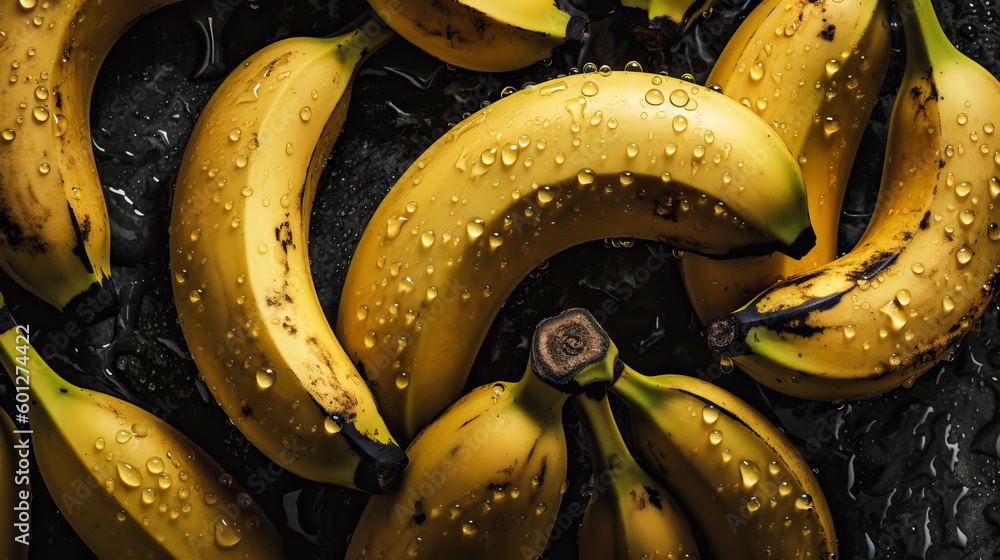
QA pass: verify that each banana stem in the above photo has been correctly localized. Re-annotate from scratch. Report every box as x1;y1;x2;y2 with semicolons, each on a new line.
899;0;955;66
609;365;659;409
335;14;395;67
573;393;637;476
507;364;573;422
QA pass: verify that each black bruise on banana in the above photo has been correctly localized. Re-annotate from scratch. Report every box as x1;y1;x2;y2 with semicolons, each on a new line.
67;203;95;274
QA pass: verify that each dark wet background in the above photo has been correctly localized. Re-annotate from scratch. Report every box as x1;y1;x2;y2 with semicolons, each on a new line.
1;0;999;557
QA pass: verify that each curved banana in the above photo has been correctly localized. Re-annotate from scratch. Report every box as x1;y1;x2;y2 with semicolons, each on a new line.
339;69;813;440
0;296;287;559
0;0;175;314
365;0;586;72
706;0;1000;399
679;0;891;323
347;308;619;559
0;406;28;560
611;367;837;559
619;0;717;50
169;20;407;491
574;392;699;560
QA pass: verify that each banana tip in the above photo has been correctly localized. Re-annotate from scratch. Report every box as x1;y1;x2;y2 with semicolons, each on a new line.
783;226;817;260
353;439;409;494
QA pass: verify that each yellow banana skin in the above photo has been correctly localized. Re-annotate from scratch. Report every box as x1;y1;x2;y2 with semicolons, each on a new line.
0;406;28;560
619;0;717;50
366;0;585;72
707;0;1000;400
611;367;837;559
0;0;176;312
0;296;287;559
169;22;407;491
339;69;813;440
680;0;891;323
574;392;699;560
347;308;620;559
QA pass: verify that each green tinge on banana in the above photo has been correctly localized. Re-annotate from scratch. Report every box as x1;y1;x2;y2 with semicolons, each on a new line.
339;68;814;442
707;0;1000;400
619;0;717;50
611;367;838;560
574;392;699;560
0;293;287;559
170;20;408;491
366;0;586;72
347;309;618;559
0;0;177;316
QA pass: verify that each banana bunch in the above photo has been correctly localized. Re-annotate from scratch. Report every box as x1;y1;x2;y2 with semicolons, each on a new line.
574;392;699;560
365;0;586;72
618;0;718;50
611;367;838;559
169;20;408;490
0;406;28;560
0;0;178;316
0;294;287;559
347;309;620;559
679;0;891;323
707;0;1000;399
338;68;814;440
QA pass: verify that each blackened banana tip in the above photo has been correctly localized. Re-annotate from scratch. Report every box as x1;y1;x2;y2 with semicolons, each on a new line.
783;225;817;260
65;277;119;326
343;421;409;494
705;315;743;356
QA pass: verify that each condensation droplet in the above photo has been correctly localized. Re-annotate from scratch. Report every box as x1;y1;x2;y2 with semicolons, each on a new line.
645;89;665;105
116;462;143;488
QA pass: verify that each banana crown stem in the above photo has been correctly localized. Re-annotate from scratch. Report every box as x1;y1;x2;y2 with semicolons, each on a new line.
529;308;619;392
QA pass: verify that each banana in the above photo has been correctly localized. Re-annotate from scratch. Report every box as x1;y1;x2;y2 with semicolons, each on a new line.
574;392;699;560
0;0;176;315
338;69;814;440
347;308;619;559
679;0;891;323
169;20;408;491
706;0;1000;400
0;294;287;559
618;0;717;50
611;366;837;559
365;0;586;72
0;406;28;560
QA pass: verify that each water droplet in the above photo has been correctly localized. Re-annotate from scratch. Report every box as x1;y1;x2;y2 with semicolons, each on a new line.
749;62;765;81
739;460;761;486
672;115;688;132
116;429;133;444
257;242;268;254
38;163;49;174
961;210;975;225
299;107;311;121
324;416;342;434
32;106;48;122
363;331;377;348
669;89;690;108
466;218;485;239
116;510;126;521
956;182;972;197
990;223;1000;241
116;462;143;488
229;129;241;142
912;263;924;274
462;520;478;535
896;290;912;306
395;372;410;389
577;167;596;185
702;405;720;424
625;143;639;158
957;247;972;265
142;488;156;505
645;89;665;105
709;430;723;445
889;353;902;366
943;294;956;311
19;0;37;8
665;141;678;156
823;117;841;137
256;367;275;389
489;233;504;249
215;516;243;547
146;457;164;474
957;113;969;125
1;129;15;141
581;81;599;96
598;65;612;76
158;474;172;490
825;59;841;76
420;230;436;248
720;356;734;373
795;494;814;510
538;186;556;205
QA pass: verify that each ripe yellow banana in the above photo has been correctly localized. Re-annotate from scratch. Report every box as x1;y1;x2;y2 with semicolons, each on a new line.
169;20;407;491
619;0;717;50
611;367;837;559
338;69;814;440
0;0;177;314
0;295;287;559
365;0;586;72
347;308;619;559
706;0;1000;399
0;406;28;560
574;392;699;560
679;0;891;323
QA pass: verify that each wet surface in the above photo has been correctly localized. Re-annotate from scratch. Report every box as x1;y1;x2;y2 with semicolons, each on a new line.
2;0;1000;557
